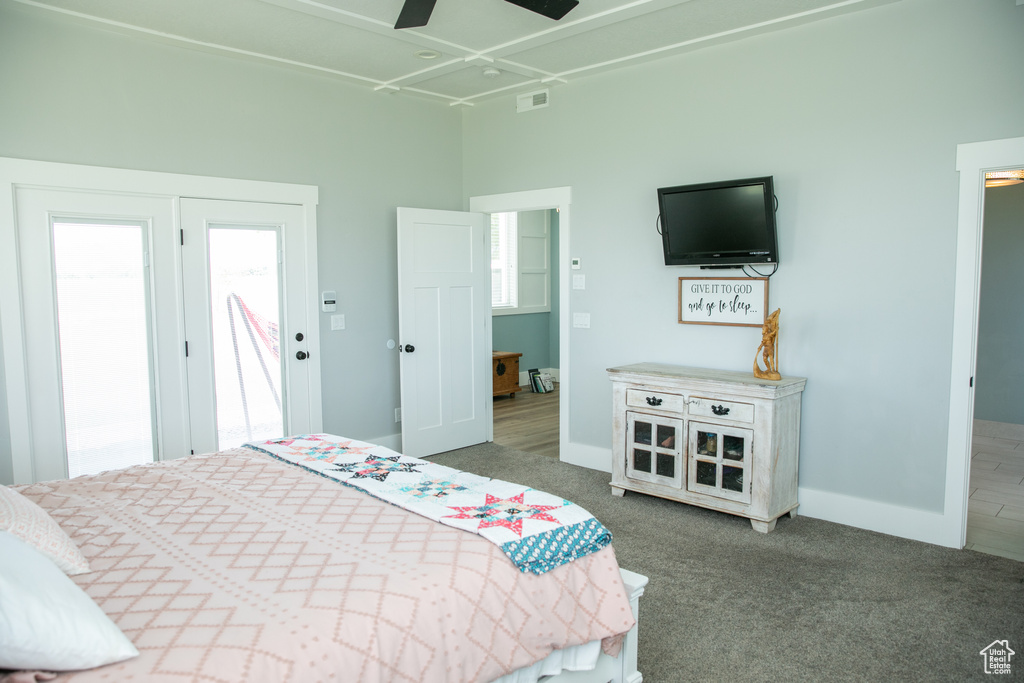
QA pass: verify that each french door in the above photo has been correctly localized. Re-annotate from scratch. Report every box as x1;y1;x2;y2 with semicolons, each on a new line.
5;177;320;483
180;199;314;454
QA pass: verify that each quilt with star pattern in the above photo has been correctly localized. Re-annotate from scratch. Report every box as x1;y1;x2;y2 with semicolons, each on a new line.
245;434;611;575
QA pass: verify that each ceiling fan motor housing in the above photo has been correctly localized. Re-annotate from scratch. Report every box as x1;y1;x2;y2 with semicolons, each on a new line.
395;0;579;29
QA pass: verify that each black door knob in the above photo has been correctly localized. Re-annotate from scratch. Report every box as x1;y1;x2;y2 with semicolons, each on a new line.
295;332;304;342
404;344;415;353
296;350;308;360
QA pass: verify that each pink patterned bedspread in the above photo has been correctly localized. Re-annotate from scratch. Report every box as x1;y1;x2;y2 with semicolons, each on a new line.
17;448;635;683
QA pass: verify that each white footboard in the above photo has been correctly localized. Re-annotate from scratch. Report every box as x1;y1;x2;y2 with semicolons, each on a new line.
537;568;649;683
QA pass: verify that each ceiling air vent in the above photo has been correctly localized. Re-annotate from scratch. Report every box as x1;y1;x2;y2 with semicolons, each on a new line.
517;89;549;113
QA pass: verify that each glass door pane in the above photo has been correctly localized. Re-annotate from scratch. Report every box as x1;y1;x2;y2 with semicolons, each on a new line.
207;227;283;449
52;221;155;477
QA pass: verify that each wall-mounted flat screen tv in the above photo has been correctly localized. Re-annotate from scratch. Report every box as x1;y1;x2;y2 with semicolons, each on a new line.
658;176;777;267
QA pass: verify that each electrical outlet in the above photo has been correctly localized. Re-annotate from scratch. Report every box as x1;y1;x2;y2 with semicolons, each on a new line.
395;407;402;423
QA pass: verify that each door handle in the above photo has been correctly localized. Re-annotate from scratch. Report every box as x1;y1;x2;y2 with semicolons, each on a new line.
646;396;663;406
296;350;308;360
404;344;415;353
711;404;730;415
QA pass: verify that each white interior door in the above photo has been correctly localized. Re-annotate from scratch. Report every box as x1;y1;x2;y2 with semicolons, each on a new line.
397;207;490;458
181;199;321;454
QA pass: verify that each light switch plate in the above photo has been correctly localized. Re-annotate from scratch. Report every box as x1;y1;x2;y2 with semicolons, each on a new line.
572;274;586;290
331;314;345;330
573;312;591;328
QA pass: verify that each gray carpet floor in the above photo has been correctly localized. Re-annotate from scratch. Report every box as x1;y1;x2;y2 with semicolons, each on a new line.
431;442;1024;682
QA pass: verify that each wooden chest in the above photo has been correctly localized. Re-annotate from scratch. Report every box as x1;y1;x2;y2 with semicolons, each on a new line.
492;352;522;398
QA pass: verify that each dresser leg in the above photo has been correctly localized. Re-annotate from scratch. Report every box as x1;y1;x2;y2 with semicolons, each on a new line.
750;518;777;533
611;487;626;497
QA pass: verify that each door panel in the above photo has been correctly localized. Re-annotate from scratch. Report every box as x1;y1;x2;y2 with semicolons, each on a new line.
13;188;187;481
181;199;319;454
398;208;489;458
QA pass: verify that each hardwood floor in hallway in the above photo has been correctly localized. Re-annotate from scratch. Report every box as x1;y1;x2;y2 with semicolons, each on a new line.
492;383;559;458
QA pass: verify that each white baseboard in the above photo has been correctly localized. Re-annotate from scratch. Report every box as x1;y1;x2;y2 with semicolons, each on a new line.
795;486;958;548
560;441;612;473
366;433;402;452
551;441;958;548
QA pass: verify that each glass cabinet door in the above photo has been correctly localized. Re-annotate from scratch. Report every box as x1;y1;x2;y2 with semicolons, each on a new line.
625;412;684;489
687;421;753;503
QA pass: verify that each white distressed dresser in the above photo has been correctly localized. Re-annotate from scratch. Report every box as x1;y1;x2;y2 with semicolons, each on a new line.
607;363;806;532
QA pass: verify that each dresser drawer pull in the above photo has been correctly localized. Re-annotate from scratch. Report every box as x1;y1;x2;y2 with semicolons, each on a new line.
646;396;663;406
711;404;730;416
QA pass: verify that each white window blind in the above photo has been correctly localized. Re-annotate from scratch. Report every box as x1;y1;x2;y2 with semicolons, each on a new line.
491;212;517;309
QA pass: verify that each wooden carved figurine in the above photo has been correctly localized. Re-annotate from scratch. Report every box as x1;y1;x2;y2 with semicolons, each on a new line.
753;308;782;380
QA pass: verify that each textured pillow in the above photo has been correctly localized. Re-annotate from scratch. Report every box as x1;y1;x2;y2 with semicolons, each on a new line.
0;486;89;575
0;532;139;671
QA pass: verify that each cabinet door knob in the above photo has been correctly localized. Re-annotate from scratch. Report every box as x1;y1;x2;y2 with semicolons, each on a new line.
712;404;730;415
646;396;663;406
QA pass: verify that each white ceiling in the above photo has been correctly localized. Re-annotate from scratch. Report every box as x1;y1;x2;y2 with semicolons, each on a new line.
14;0;899;105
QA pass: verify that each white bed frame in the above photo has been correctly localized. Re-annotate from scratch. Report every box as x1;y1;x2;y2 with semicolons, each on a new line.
512;568;648;683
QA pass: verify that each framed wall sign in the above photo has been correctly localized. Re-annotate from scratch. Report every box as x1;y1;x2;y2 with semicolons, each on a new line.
678;277;769;327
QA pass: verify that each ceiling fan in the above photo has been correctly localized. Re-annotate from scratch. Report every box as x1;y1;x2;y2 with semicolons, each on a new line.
395;0;580;29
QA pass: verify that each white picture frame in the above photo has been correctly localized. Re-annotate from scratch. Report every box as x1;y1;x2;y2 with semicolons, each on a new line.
678;277;768;327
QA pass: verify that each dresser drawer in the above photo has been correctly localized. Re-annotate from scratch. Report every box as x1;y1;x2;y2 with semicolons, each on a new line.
626;388;686;414
688;396;754;423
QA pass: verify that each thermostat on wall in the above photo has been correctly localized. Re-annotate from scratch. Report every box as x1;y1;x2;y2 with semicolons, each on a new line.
322;291;337;312
571;257;581;269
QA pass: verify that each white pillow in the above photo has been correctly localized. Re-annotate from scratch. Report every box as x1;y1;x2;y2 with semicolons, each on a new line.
0;486;90;575
0;531;139;671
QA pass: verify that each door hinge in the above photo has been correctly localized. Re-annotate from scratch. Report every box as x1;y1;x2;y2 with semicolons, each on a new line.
185;341;189;357
970;376;974;388
191;449;195;455
180;229;184;246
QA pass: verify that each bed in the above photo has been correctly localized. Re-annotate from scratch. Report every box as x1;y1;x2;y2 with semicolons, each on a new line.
1;435;646;683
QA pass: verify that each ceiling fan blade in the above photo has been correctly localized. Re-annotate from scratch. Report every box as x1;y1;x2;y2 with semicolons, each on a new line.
503;0;579;21
395;0;437;29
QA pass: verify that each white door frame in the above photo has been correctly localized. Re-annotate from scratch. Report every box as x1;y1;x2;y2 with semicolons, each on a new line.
470;187;585;465
944;135;1024;548
0;157;321;484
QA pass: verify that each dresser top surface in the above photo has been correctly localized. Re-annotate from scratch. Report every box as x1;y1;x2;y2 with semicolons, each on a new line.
607;362;806;391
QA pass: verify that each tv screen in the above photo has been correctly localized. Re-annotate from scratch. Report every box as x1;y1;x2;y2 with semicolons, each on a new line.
658;176;777;267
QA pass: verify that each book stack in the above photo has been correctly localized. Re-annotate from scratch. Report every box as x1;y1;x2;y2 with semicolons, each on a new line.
528;368;555;393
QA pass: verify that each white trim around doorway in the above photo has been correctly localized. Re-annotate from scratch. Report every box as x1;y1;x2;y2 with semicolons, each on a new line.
468;188;591;467
944;135;1024;549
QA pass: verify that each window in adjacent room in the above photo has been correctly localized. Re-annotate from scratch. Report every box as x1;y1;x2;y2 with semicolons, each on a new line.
490;210;550;316
491;211;518;309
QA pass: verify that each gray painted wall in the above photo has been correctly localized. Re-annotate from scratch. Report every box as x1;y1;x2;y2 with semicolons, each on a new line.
975;182;1024;425
0;3;463;483
492;209;560;373
462;0;1024;514
2;0;1023;527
